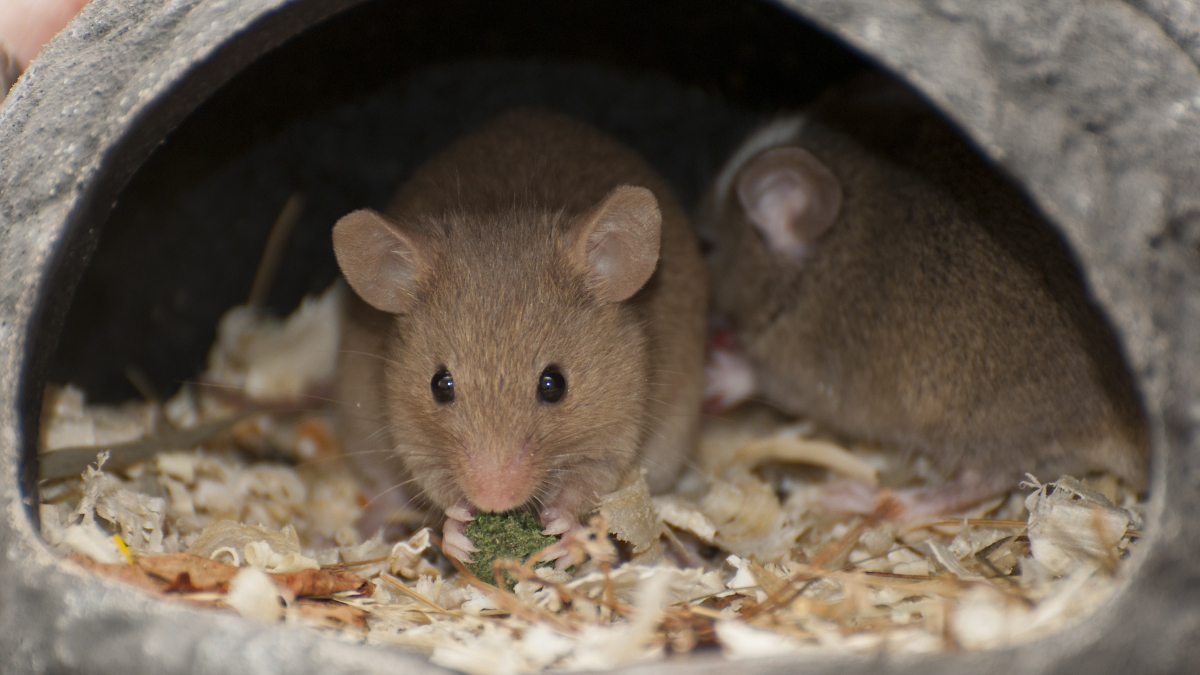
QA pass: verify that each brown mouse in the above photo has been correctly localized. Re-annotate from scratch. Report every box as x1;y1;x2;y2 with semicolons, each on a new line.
332;109;707;562
699;72;1148;520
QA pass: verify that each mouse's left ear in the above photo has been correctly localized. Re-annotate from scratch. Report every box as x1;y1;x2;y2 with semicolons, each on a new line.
566;185;662;303
736;146;842;260
333;209;433;314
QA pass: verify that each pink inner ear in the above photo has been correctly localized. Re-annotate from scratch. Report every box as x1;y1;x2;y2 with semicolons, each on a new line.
332;209;429;314
568;185;662;303
736;146;842;260
746;171;813;258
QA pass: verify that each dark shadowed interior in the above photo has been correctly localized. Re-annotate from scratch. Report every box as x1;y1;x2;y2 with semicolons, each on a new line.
46;0;871;402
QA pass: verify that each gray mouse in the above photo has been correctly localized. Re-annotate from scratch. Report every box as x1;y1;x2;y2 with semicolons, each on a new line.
699;72;1148;520
332;108;707;562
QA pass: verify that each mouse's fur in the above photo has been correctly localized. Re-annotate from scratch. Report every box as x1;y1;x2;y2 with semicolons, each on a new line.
333;109;706;533
699;72;1147;500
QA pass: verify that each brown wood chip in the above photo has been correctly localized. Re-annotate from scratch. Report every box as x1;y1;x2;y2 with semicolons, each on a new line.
137;553;239;592
293;599;368;628
279;568;372;598
70;554;165;594
94;552;372;600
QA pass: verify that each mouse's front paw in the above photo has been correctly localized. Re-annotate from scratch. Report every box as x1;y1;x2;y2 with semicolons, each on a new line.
442;503;478;562
704;326;756;413
821;477;883;515
537;499;585;570
533;525;587;571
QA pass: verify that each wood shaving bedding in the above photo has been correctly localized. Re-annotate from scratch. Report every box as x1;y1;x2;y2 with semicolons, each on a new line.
36;288;1145;671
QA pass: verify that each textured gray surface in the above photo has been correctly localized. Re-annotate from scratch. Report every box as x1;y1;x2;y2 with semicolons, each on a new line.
1;0;1198;673
0;0;448;673
783;1;1200;670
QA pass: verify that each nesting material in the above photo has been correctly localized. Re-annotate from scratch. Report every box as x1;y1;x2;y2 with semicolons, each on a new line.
38;289;1145;670
206;284;344;401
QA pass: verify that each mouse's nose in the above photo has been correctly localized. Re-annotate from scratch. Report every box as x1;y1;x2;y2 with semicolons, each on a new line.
461;446;536;513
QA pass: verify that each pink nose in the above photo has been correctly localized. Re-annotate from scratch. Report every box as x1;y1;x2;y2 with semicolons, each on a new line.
463;451;536;513
471;483;529;513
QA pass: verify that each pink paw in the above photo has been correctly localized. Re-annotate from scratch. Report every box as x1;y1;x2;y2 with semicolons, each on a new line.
532;524;587;571
441;502;478;562
704;326;756;413
821;478;883;515
537;497;585;570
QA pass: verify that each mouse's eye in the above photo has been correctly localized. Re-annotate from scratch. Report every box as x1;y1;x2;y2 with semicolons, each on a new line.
431;369;455;403
537;366;566;404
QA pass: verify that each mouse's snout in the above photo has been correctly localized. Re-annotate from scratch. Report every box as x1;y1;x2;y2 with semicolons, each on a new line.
461;445;538;513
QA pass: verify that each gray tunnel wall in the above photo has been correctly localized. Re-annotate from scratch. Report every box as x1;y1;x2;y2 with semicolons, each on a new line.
0;0;1198;673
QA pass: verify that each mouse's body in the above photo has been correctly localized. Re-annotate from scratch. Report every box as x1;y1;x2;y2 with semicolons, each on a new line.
333;109;707;560
700;73;1147;518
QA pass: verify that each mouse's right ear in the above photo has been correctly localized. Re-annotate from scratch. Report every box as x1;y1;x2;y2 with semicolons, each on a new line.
332;209;431;314
736;146;842;260
566;185;662;303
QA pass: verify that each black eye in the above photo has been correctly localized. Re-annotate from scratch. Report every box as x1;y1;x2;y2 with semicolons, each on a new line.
538;366;566;403
431;369;455;403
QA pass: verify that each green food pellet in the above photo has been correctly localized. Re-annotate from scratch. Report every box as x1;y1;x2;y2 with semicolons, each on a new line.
463;510;558;588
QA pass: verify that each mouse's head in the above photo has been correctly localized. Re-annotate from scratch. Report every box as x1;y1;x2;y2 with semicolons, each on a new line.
700;132;844;333
333;186;662;515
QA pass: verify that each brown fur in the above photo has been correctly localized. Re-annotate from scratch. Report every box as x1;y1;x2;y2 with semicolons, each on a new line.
334;109;707;521
700;73;1148;491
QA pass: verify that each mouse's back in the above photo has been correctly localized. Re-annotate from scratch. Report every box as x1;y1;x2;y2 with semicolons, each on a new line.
703;74;1147;491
